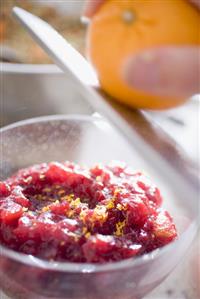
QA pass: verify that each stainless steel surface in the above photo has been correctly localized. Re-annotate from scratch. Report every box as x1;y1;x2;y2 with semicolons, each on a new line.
145;96;200;163
0;63;93;126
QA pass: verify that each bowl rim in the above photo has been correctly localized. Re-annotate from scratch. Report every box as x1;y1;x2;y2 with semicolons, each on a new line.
0;114;198;273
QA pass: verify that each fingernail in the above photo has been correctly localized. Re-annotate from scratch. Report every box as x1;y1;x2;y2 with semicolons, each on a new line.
123;51;160;91
80;16;90;25
82;0;91;18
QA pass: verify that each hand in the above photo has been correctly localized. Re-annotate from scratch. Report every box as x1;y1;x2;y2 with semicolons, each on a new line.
83;0;200;98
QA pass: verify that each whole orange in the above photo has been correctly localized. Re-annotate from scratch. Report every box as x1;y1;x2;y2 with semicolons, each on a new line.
87;0;199;110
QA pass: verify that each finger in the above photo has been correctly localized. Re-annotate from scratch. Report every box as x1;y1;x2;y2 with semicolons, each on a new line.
123;46;200;98
189;0;200;10
82;0;105;18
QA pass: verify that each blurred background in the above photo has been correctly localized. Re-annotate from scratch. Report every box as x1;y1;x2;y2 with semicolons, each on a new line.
1;0;86;64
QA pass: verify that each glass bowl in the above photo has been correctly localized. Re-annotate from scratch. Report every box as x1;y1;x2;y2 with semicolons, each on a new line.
0;115;198;299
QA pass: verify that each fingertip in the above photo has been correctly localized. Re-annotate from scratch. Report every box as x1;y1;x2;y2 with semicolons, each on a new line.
123;47;200;98
82;0;104;18
123;51;159;92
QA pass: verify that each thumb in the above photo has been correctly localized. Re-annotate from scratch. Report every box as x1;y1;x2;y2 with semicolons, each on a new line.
123;46;200;98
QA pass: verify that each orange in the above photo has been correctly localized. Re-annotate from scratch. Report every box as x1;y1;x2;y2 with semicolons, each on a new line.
87;0;200;110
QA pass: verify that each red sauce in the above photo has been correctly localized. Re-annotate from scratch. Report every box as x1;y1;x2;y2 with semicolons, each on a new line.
0;161;177;263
